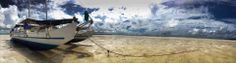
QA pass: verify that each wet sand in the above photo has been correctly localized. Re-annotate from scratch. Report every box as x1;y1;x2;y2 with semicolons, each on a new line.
0;35;53;63
1;35;236;63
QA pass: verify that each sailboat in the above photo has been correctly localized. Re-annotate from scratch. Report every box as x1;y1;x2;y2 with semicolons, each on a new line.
10;0;94;50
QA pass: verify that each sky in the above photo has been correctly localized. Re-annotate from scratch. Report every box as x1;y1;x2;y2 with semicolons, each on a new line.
1;0;236;39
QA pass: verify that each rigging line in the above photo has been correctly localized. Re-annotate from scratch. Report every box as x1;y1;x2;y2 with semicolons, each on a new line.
77;0;86;7
77;0;91;11
88;38;200;57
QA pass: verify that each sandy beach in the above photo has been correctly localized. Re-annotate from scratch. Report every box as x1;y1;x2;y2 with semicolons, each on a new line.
0;35;236;63
0;35;53;63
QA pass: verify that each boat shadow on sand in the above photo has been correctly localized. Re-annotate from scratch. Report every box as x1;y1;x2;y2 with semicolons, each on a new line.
6;40;92;63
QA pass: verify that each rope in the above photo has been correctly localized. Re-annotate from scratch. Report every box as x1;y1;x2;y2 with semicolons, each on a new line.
88;38;200;57
77;0;86;8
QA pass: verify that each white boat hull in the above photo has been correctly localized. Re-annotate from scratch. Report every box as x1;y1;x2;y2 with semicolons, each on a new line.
11;22;78;50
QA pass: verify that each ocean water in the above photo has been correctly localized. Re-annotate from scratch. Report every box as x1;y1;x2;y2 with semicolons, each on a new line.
0;33;9;35
0;31;9;35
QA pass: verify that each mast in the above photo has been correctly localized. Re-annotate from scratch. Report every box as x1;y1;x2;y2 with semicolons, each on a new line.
45;0;51;38
27;0;31;18
45;0;48;20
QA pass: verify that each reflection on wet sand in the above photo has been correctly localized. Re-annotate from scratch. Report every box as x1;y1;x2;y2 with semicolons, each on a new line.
1;35;236;63
9;40;54;63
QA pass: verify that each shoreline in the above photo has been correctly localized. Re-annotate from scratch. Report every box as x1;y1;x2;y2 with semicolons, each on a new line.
3;33;236;41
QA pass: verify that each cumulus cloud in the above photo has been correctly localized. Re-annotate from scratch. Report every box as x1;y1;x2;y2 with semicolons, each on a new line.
0;5;19;28
0;0;236;39
85;0;236;39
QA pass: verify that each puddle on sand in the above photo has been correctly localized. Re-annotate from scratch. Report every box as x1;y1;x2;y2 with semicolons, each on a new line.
9;40;54;63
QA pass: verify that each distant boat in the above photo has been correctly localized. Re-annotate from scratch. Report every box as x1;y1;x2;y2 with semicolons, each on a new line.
10;0;94;50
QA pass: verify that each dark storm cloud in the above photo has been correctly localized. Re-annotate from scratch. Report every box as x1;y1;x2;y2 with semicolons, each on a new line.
162;0;236;24
0;0;50;10
60;2;99;15
0;0;16;8
150;4;158;16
